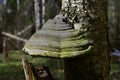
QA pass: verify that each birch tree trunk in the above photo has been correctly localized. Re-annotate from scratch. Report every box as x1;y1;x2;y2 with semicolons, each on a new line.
62;0;110;80
42;0;45;24
34;0;42;32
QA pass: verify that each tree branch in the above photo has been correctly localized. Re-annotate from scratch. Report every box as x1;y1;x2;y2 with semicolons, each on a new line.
2;32;27;42
16;24;33;36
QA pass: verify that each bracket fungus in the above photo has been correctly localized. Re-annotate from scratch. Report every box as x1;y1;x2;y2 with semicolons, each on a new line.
23;14;93;58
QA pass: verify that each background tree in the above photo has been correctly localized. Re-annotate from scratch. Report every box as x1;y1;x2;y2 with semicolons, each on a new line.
108;0;120;49
108;0;120;79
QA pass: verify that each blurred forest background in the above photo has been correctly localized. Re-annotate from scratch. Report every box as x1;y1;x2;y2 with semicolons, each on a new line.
0;0;120;80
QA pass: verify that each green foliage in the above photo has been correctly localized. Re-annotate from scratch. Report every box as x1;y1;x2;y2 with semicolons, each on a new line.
1;51;120;80
110;62;120;80
0;51;64;80
0;52;24;80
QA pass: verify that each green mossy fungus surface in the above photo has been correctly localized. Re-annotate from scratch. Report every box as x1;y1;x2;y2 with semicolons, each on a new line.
23;28;93;58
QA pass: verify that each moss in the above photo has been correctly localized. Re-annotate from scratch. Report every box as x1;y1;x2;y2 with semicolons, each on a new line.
61;38;91;48
23;45;93;58
60;46;93;58
24;43;61;52
62;32;89;41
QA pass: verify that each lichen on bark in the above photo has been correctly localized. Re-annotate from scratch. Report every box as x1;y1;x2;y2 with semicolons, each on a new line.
61;0;93;31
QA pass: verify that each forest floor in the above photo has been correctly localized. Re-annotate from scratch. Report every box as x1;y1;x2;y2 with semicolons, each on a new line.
0;51;120;80
0;51;64;80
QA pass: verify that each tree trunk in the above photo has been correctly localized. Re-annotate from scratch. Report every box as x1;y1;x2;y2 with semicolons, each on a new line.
22;58;37;80
34;0;42;32
114;0;120;49
2;37;8;61
63;0;110;80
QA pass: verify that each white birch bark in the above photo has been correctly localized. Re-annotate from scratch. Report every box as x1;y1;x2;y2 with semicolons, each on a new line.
34;0;40;32
17;0;20;10
42;0;45;24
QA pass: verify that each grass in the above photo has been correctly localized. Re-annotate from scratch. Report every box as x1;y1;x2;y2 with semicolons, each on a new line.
0;51;120;80
0;51;64;80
